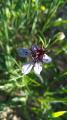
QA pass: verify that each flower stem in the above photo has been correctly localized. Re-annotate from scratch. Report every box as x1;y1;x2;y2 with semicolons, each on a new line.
36;74;44;84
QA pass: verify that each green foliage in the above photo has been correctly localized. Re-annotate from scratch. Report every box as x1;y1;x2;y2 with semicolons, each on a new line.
0;0;67;120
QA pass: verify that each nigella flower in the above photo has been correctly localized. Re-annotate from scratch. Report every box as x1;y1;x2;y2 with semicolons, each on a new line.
17;45;52;75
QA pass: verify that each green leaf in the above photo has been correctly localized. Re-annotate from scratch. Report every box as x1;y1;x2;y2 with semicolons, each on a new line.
52;111;67;118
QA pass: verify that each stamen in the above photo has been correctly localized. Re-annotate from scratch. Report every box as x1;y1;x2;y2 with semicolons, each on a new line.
31;47;45;62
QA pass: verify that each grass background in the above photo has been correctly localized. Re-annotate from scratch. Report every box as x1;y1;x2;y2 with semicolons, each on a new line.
0;0;67;120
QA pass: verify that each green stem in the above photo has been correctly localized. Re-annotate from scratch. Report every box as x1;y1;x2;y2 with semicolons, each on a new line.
36;74;44;84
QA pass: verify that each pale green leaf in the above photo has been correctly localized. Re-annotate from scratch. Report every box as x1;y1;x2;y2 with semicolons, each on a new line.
52;111;67;118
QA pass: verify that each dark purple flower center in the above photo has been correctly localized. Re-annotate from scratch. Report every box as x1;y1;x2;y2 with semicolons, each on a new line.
31;48;45;62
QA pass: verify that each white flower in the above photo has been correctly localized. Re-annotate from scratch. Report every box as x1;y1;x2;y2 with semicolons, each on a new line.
17;45;52;75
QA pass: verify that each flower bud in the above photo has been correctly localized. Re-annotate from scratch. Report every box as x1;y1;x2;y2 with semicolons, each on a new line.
40;6;46;11
58;32;65;40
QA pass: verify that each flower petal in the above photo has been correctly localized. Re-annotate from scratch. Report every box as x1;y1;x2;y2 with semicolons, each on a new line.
32;45;39;51
42;54;52;63
17;48;31;57
22;62;33;74
34;62;42;74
